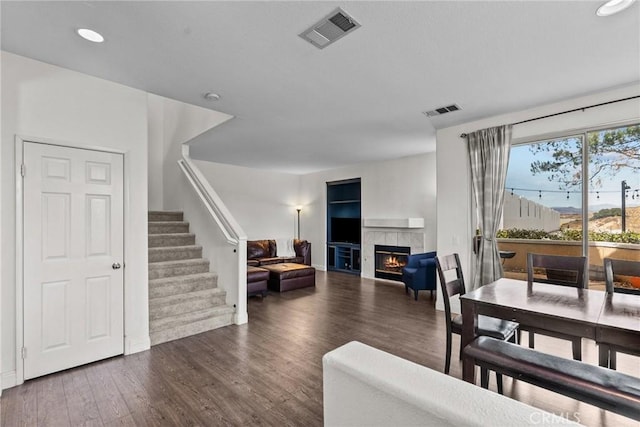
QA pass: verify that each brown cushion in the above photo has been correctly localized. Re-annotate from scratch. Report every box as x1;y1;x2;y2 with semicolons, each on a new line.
254;256;304;266
247;240;276;260
262;263;315;279
247;266;269;282
280;256;304;264
294;239;311;265
247;259;260;267
268;240;277;257
247;240;269;260
257;257;285;265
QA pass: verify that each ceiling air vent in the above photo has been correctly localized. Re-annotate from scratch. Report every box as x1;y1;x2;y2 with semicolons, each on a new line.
299;8;361;49
423;104;462;117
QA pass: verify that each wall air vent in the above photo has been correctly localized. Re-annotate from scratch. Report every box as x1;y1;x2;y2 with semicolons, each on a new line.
299;8;361;49
423;104;462;117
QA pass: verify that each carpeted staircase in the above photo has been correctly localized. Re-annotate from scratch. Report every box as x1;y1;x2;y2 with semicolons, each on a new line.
148;211;234;345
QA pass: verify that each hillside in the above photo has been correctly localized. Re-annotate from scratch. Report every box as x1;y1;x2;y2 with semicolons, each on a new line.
561;206;640;232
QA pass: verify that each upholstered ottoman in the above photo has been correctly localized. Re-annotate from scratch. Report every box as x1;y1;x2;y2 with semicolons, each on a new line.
262;263;316;292
247;266;269;297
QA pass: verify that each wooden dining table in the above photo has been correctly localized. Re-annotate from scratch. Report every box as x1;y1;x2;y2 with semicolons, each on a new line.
596;292;640;367
460;278;640;384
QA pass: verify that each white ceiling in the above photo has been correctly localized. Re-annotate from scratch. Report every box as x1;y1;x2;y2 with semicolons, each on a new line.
2;1;639;174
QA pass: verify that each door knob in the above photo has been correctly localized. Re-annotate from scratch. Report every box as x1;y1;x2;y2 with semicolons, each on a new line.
112;262;121;270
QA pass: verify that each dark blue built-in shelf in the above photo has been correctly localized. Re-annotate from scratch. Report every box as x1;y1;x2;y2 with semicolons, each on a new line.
327;179;361;275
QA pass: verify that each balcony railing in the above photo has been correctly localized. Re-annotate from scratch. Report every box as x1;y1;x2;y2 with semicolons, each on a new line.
497;238;640;291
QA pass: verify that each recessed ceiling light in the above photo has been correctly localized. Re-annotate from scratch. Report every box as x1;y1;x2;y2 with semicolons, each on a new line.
204;92;221;101
76;28;104;43
596;0;636;16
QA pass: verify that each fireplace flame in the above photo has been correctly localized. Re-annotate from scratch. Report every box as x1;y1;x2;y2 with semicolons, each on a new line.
384;256;406;269
375;246;410;278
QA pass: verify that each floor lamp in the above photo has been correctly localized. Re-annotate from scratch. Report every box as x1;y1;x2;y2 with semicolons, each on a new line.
296;207;302;240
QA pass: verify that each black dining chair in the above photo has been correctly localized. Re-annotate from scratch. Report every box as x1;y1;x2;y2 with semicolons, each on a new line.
436;253;519;393
600;258;640;369
524;253;587;360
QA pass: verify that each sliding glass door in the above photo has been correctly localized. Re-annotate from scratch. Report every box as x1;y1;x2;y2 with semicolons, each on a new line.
500;135;585;282
499;123;640;289
587;125;640;290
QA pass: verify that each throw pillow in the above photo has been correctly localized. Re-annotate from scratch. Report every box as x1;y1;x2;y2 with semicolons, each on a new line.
276;238;296;257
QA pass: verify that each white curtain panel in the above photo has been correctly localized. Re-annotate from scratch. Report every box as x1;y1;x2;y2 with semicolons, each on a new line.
467;125;512;289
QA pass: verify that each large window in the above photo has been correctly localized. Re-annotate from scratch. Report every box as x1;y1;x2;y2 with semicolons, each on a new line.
499;124;640;289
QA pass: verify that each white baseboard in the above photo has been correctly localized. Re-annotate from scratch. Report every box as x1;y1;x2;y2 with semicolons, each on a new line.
312;263;326;271
234;311;248;325
2;370;17;390
125;336;151;355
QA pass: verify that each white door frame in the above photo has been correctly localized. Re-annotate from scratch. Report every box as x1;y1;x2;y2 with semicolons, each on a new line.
14;135;131;386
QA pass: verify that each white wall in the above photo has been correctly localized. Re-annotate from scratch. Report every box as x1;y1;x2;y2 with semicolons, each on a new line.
1;52;151;388
0;49;3;397
436;84;640;303
147;94;232;211
299;153;437;270
193;160;302;240
147;95;165;210
158;100;232;212
147;97;239;318
192;152;437;275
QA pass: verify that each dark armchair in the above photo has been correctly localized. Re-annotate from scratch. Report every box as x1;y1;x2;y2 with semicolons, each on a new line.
401;251;437;300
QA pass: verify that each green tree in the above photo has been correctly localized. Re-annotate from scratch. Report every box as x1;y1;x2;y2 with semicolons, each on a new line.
529;125;640;189
591;208;622;220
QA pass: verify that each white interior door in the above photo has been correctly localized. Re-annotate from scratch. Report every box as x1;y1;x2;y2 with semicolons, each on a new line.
23;142;124;380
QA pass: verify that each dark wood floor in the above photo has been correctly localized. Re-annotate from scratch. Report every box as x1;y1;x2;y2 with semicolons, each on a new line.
2;271;638;426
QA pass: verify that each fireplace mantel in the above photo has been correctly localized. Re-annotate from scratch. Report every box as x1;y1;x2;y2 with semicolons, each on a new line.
363;218;424;229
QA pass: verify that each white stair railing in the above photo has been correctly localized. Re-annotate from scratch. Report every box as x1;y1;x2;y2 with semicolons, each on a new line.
178;145;248;324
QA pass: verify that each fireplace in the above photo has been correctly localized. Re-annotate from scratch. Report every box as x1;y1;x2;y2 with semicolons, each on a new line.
375;245;410;281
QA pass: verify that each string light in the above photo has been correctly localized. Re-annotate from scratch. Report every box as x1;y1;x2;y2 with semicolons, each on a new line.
508;187;581;194
505;185;640;201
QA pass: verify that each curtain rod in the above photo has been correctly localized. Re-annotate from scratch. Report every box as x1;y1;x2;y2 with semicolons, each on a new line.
459;95;640;138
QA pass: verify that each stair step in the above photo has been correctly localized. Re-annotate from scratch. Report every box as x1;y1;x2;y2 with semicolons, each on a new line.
148;245;202;263
149;233;196;248
150;288;227;320
148;221;190;234
148;211;184;222
148;259;210;280
147;210;234;347
150;304;232;332
150;307;235;346
149;273;218;299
